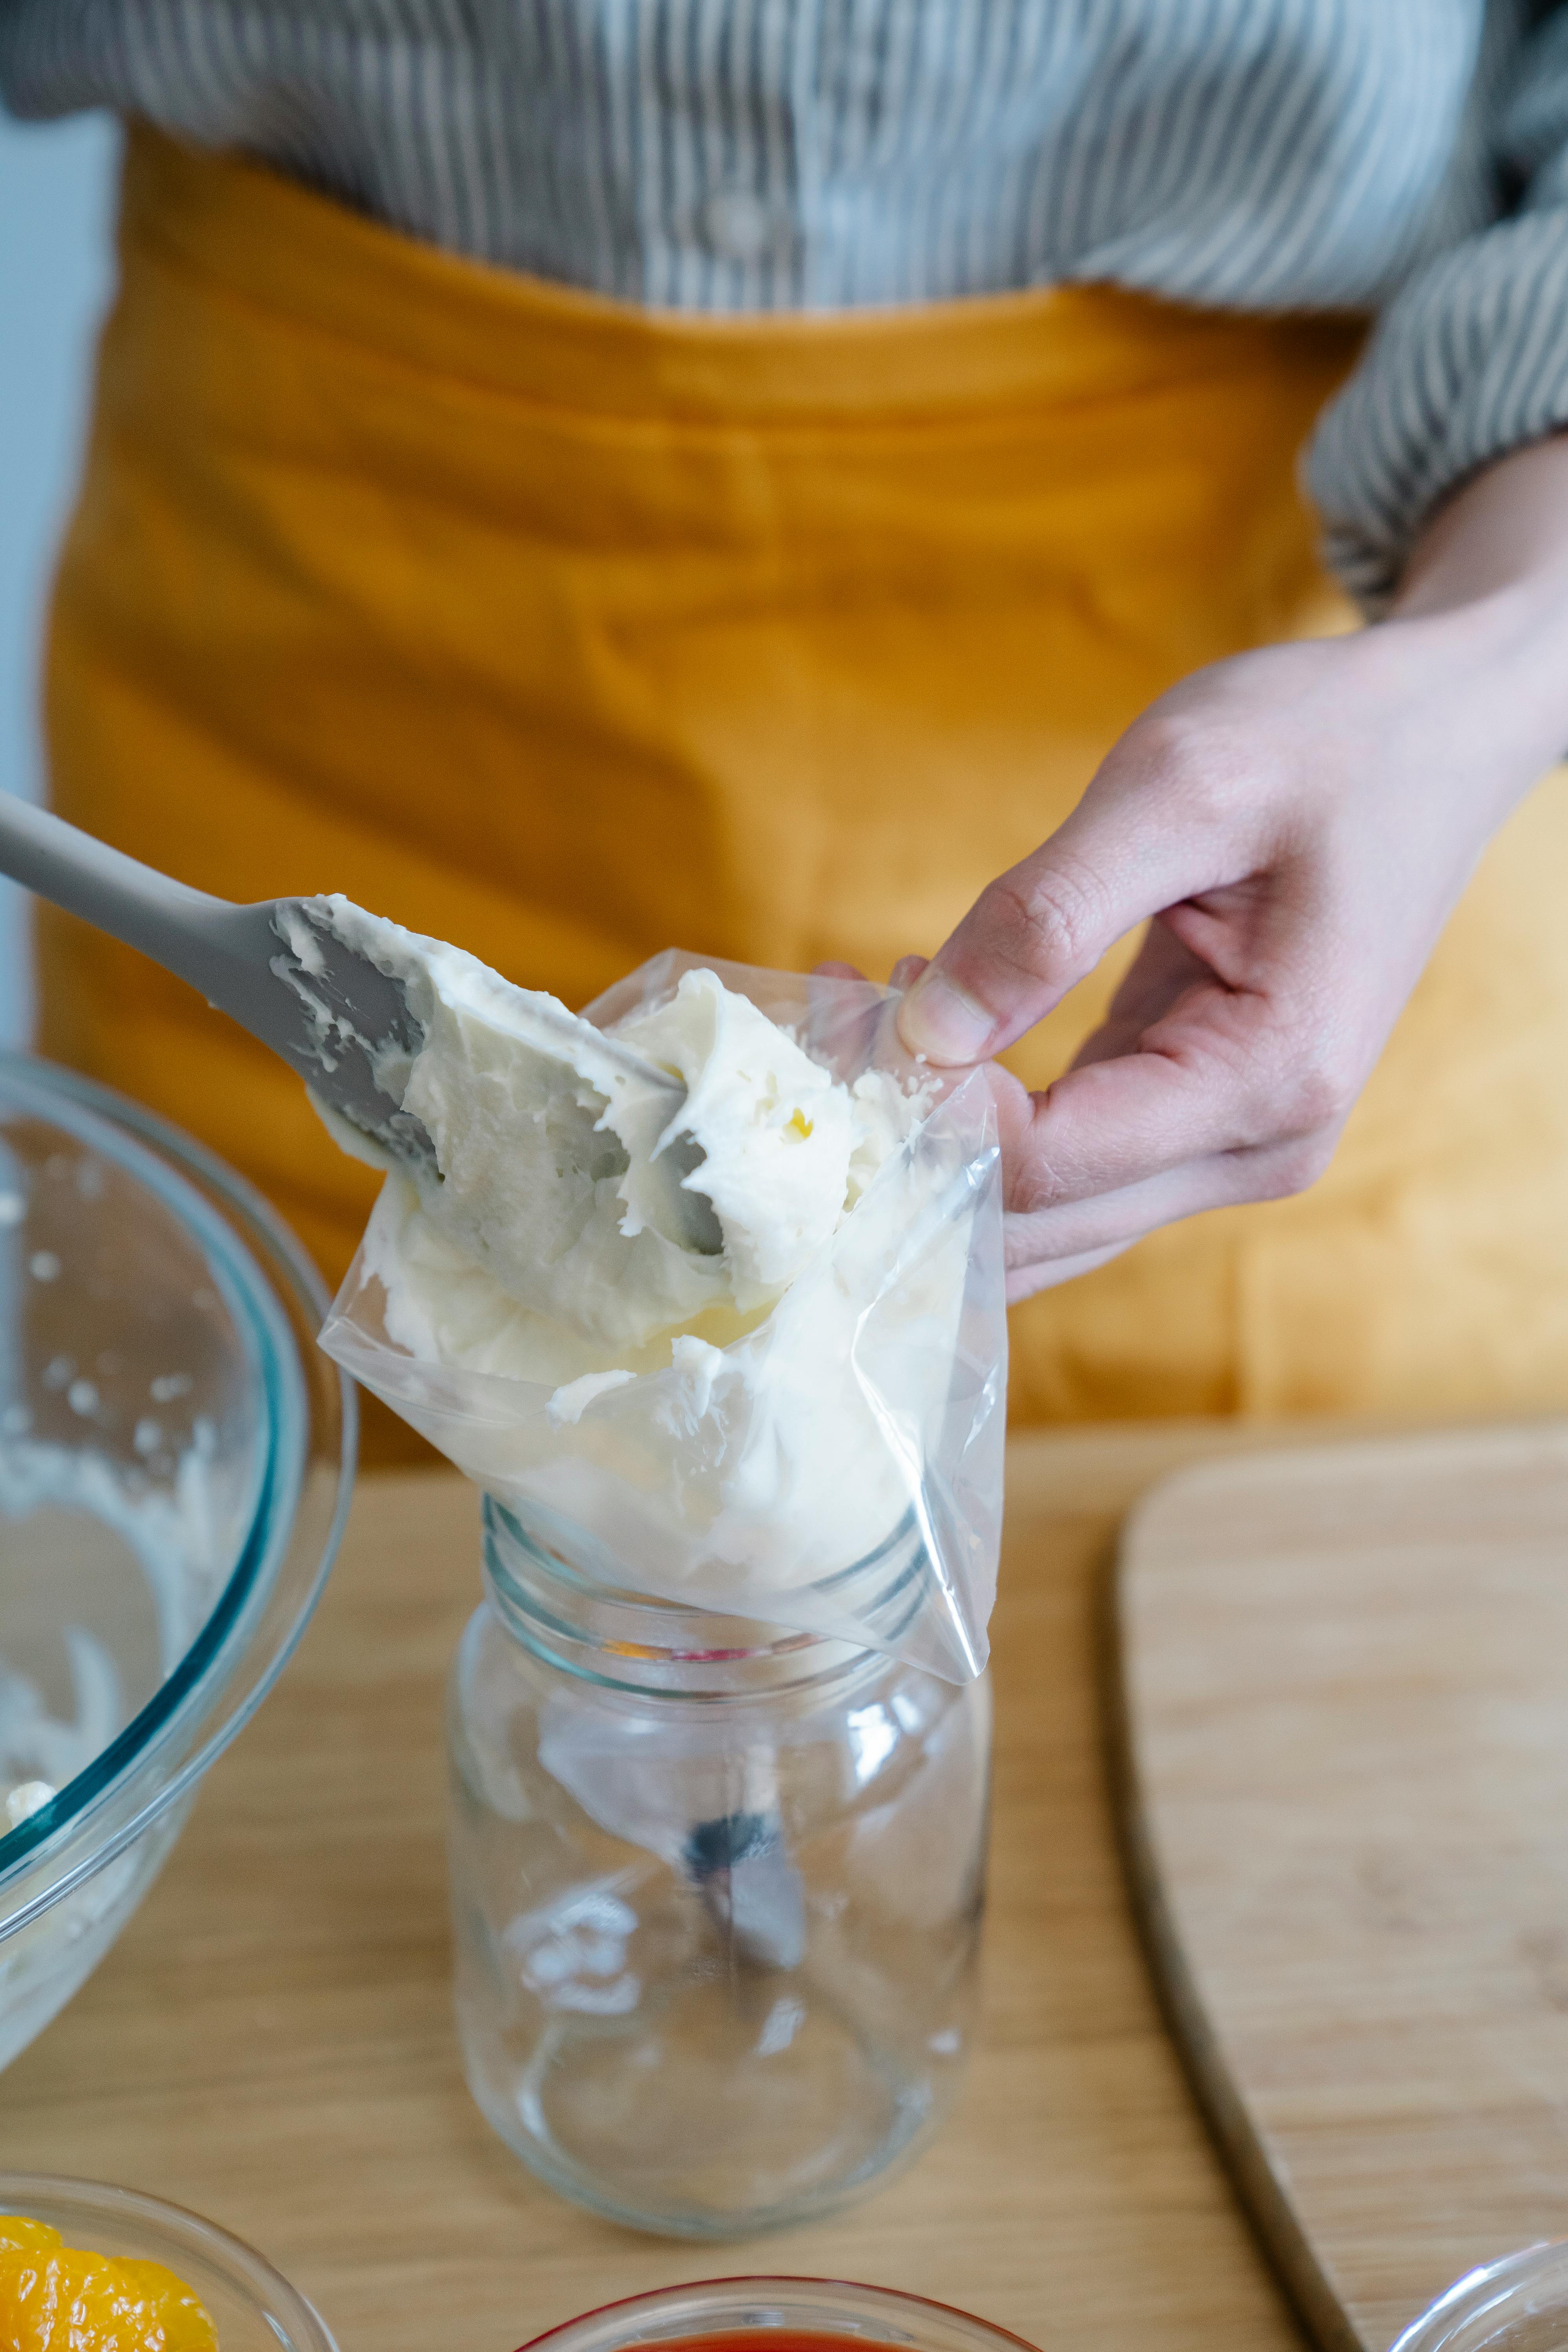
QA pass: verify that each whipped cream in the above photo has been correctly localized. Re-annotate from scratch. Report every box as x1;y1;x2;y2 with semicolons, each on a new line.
0;1424;242;2069
310;905;926;1392
315;917;999;1654
0;1421;232;1817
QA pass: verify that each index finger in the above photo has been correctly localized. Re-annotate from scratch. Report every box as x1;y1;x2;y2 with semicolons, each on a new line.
1001;991;1316;1213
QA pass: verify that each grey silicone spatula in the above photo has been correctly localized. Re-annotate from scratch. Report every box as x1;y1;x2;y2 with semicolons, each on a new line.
0;792;723;1252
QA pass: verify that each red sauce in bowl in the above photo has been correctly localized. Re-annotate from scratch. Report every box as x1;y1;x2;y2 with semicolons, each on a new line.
621;2341;911;2351
514;2279;1041;2352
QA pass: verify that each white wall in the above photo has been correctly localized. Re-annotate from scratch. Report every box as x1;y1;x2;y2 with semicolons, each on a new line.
0;111;120;1048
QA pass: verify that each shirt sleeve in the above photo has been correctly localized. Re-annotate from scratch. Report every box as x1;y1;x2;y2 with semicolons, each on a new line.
1306;5;1568;614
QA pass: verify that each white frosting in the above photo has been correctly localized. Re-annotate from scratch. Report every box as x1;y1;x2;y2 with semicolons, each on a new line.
0;1413;258;2066
545;1369;637;1429
315;911;991;1619
313;904;924;1385
0;1424;235;1837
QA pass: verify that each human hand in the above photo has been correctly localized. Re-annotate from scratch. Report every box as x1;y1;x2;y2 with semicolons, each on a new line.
894;435;1568;1301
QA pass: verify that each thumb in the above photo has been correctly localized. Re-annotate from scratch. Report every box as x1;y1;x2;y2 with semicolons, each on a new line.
897;796;1208;1066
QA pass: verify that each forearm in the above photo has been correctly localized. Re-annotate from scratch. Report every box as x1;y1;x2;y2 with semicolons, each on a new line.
1376;430;1568;796
1395;430;1568;612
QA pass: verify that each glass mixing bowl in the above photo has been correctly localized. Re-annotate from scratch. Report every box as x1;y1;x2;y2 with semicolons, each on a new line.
0;1053;355;2068
1390;2243;1568;2352
0;2172;339;2350
515;2279;1040;2350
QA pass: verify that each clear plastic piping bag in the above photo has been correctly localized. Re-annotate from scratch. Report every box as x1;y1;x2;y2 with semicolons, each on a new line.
318;953;1007;1682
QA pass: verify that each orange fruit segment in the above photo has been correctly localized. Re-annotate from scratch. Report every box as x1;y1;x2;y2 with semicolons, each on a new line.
0;2214;218;2351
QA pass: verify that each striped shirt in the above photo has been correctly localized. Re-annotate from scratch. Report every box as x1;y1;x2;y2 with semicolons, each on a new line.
4;0;1568;606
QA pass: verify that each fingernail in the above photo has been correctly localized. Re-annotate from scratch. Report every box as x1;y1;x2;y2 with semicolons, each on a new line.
898;970;996;1064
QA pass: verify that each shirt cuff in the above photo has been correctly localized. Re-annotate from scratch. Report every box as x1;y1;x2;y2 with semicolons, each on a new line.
1305;209;1568;614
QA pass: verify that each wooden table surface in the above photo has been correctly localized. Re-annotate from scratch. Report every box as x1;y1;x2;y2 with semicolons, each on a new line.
0;1425;1325;2352
1115;1426;1568;2352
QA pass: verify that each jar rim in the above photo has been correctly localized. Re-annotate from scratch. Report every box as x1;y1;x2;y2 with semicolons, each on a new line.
481;1494;927;1699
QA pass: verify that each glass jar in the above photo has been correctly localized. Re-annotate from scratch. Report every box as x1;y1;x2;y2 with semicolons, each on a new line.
447;1496;992;2240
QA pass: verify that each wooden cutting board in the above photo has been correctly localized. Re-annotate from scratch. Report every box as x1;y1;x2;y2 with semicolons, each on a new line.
1111;1422;1568;2352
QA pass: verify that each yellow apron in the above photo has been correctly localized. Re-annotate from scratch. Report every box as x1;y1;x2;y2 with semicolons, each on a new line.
40;125;1568;1457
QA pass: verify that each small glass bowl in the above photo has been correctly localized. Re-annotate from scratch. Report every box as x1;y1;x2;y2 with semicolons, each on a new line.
0;2172;339;2351
515;2278;1040;2350
1390;2241;1568;2351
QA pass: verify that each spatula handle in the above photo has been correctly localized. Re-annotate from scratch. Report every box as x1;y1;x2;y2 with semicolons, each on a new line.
0;792;249;1004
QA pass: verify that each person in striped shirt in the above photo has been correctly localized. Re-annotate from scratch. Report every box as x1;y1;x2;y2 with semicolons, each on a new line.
5;1;1568;1427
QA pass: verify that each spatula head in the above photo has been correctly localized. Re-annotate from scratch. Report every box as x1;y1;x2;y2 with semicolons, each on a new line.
264;900;439;1170
259;900;724;1255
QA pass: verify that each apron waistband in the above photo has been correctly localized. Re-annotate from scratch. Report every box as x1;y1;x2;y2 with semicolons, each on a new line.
125;123;1364;425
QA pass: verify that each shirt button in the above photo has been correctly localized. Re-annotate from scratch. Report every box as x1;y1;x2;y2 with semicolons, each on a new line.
702;187;778;262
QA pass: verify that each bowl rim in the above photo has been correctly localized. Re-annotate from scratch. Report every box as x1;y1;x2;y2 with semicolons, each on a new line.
512;2276;1041;2351
0;1053;356;1928
1388;2239;1568;2350
0;2169;340;2351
